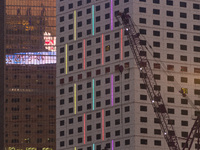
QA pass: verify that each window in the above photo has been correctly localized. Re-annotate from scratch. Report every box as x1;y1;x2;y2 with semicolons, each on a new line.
105;13;110;19
141;139;147;145
96;5;100;11
68;3;73;9
194;36;200;41
166;0;173;6
153;42;160;47
194;57;200;63
139;7;146;13
140;106;147;111
140;29;146;34
87;19;91;24
153;20;160;25
180;45;187;51
180;2;187;7
166;11;173;16
139;18;146;24
153;0;159;4
78;21;82;27
153;31;160;36
78;11;82;17
154;129;161;135
180;56;187;61
153;52;160;58
140;128;147;134
167;76;174;81
181;99;188;104
140;117;147;122
60;16;64;22
105;2;110;8
193;4;200;9
181;110;188;115
77;1;82;6
167;43;174;49
87;8;91;14
194;14;200;20
60;6;64;12
181;121;188;126
167;32;173;38
180;13;187;18
167;54;173;60
69;14;73;19
168;86;174;92
87;0;91;3
167;21;173;27
60;37;64;43
180;23;187;29
154;140;161;146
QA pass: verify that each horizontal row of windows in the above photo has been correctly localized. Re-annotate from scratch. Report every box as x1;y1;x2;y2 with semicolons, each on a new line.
60;139;130;149
59;0;129;12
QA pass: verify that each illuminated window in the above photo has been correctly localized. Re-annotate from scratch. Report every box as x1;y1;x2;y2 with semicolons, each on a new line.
105;45;110;51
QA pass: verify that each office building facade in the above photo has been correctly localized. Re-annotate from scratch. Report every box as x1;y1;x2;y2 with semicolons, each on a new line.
56;0;200;149
4;0;56;150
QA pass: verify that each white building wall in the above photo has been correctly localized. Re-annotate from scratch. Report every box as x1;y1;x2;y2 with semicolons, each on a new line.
56;0;200;150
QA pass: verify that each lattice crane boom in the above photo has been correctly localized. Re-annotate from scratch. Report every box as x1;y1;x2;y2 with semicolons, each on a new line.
116;12;180;150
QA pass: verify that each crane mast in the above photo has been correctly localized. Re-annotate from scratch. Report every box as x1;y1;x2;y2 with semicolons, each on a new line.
116;12;180;150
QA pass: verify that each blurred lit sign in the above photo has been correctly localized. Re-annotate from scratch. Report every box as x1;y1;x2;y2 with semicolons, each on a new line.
8;147;53;150
6;52;56;65
44;32;56;51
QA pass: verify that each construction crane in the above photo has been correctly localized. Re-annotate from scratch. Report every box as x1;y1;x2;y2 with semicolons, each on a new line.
116;12;180;150
116;11;200;150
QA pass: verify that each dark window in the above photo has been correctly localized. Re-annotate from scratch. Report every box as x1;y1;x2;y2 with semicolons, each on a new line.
60;6;64;12
139;18;146;24
166;0;173;6
194;36;200;41
180;34;187;40
167;21;173;27
180;45;187;51
193;4;200;9
153;9;160;15
180;2;187;7
139;7;146;13
166;11;173;16
153;20;160;25
180;23;187;29
86;8;91;14
60;16;64;22
96;5;100;11
180;13;187;18
78;11;82;17
153;0;159;4
153;52;160;58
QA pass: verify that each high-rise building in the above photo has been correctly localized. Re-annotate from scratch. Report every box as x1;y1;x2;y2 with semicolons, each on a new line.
56;0;200;150
4;0;56;150
0;0;5;149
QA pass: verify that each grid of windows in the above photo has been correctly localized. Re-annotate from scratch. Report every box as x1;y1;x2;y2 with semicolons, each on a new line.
57;0;200;150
